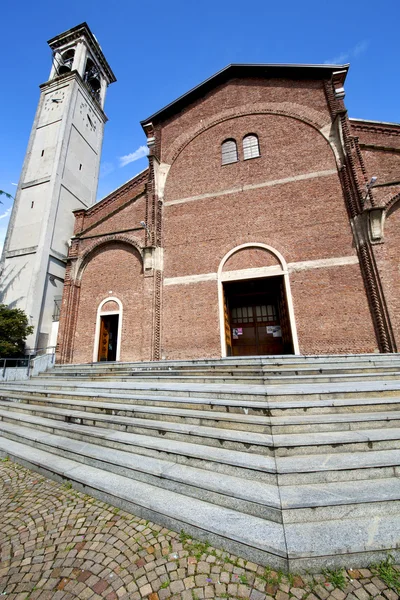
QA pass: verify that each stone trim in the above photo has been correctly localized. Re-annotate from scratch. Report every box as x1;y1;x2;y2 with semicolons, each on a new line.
164;170;337;207
163;255;360;286
92;296;123;362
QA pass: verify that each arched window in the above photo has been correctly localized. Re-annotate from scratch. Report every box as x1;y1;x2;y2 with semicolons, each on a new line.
243;134;260;160
221;139;238;165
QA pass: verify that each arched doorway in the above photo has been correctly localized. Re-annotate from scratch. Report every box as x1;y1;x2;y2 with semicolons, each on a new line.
218;244;299;357
93;297;123;362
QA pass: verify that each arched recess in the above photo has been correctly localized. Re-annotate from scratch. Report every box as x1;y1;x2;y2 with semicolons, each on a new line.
163;101;336;166
217;243;300;357
74;234;144;283
93;296;123;362
385;192;400;217
70;238;144;364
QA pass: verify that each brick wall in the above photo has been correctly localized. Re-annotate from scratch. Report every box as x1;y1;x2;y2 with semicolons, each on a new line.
58;76;400;363
72;243;145;363
161;94;376;356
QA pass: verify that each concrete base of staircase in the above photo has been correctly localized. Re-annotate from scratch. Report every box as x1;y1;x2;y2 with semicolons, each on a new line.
0;354;400;571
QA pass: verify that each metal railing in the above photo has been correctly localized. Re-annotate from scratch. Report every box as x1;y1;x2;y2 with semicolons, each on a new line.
0;346;56;378
1;357;30;377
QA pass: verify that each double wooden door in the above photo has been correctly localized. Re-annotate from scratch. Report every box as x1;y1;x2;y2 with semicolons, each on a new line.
224;276;293;356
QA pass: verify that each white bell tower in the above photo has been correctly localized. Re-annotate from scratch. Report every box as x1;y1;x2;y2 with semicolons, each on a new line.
0;23;116;352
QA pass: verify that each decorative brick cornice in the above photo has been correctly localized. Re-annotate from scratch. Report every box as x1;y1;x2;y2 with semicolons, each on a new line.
83;169;149;219
385;192;400;215
339;113;396;352
350;121;400;137
77;189;146;237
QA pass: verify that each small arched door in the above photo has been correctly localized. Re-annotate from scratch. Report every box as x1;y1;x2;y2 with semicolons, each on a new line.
94;297;122;362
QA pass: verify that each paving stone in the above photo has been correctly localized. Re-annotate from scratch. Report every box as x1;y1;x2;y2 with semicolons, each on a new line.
354;588;372;600
365;583;383;597
139;582;153;596
382;591;398;600
291;587;306;599
1;460;399;600
250;591;267;600
314;584;330;599
371;578;388;591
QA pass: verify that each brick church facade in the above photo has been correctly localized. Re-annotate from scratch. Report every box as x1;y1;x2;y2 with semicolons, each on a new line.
56;64;400;364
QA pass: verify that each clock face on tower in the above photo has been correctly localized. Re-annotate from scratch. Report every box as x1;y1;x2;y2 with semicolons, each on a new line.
79;100;98;133
44;90;66;111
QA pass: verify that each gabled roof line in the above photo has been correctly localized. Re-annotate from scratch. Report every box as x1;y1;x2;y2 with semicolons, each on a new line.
350;117;400;128
141;63;349;127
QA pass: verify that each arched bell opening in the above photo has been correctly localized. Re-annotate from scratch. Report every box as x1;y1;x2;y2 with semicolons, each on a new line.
84;57;101;101
58;48;75;75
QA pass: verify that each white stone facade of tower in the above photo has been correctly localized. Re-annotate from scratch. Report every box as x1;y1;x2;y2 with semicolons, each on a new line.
0;23;116;352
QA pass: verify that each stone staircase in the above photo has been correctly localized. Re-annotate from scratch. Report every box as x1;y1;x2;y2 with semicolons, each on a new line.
0;354;400;572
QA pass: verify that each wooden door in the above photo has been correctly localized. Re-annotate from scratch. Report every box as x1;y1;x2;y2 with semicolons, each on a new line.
98;317;109;361
224;292;233;356
230;304;284;355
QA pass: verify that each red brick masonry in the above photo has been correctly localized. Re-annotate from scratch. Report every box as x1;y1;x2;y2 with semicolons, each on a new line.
56;66;400;363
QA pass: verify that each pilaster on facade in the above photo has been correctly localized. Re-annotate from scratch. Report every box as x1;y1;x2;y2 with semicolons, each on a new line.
338;110;397;353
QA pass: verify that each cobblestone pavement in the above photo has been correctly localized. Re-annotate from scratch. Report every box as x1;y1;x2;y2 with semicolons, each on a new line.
0;460;399;600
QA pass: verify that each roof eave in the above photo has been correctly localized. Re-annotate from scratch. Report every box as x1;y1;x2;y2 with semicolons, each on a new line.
140;63;349;127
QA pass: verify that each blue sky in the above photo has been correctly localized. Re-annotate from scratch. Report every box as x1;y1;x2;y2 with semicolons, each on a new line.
0;0;399;251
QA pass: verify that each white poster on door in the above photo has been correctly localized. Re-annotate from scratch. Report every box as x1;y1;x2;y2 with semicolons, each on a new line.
267;325;282;337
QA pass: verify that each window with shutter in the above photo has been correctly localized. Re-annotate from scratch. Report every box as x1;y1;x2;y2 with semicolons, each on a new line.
221;139;238;165
243;134;260;160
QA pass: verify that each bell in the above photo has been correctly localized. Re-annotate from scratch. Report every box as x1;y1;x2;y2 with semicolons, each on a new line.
87;69;101;93
58;58;73;75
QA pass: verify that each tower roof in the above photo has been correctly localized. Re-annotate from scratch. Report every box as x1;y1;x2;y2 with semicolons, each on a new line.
141;63;349;126
48;22;116;84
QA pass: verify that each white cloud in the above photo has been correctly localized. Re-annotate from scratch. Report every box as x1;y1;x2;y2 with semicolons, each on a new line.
353;40;369;57
11;182;18;186
324;40;369;65
100;162;115;178
324;51;349;65
0;207;11;220
119;145;149;167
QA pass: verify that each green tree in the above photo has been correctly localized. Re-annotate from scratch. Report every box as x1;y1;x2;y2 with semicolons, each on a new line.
0;189;11;202
0;305;34;357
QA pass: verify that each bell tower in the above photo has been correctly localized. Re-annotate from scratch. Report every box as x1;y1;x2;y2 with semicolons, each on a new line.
0;23;116;352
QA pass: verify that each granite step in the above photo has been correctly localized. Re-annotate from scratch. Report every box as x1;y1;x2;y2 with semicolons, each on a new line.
4;377;400;402
1;434;399;571
50;353;400;371
44;363;400;378
0;437;288;570
1;406;399;457
1;396;400;434
1;407;399;487
38;370;400;385
0;405;275;455
0;410;278;481
0;421;281;521
1;385;400;417
1;420;398;522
